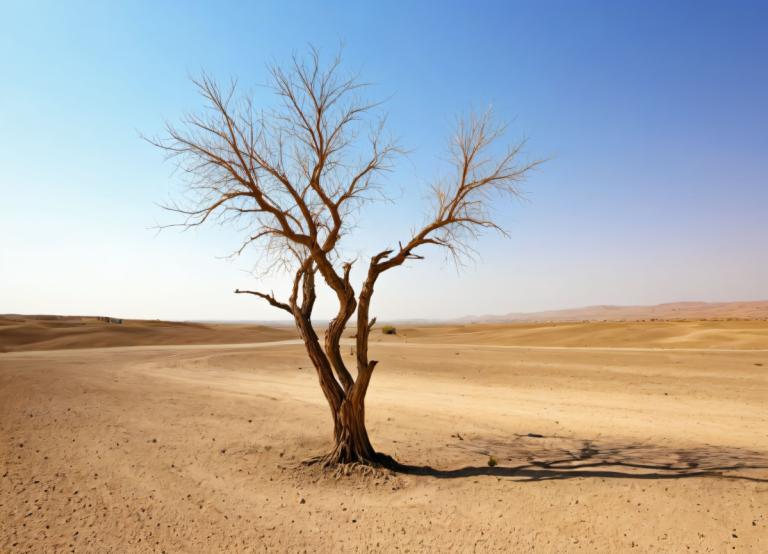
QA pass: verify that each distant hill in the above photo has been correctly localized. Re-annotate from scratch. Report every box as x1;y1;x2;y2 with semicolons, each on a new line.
460;300;768;323
0;315;296;353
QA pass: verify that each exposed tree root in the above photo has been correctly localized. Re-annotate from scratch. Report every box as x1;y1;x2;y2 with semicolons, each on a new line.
302;451;400;479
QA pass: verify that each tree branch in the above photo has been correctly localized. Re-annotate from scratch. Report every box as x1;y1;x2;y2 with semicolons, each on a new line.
234;288;292;313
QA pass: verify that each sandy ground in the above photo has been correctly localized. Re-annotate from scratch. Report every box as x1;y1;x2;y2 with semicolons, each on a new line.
465;300;768;323
2;321;767;552
0;315;295;353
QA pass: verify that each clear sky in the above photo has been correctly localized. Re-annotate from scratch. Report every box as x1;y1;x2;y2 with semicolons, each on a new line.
1;1;766;321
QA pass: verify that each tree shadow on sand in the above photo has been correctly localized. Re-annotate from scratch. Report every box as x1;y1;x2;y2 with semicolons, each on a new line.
392;435;768;483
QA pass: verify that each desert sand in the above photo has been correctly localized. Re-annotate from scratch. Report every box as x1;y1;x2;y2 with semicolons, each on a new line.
0;315;295;353
464;300;768;323
2;317;767;552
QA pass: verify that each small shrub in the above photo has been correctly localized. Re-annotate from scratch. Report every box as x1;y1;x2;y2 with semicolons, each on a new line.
487;455;498;467
382;325;397;335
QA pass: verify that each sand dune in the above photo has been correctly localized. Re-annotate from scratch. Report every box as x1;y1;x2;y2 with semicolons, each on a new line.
463;300;768;323
5;315;768;355
0;315;295;353
384;319;768;350
1;329;766;552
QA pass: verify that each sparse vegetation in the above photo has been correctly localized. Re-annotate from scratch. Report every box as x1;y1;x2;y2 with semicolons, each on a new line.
382;325;397;335
487;455;498;467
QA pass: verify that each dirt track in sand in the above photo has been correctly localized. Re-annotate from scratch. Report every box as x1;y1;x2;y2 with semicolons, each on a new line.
1;321;768;552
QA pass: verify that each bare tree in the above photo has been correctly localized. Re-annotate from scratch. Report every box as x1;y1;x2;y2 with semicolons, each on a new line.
150;48;540;468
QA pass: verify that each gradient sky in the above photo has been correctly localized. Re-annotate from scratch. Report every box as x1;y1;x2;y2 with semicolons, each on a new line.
1;1;766;321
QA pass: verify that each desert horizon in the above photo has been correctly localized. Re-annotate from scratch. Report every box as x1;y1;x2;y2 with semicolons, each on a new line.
6;298;768;326
4;299;768;355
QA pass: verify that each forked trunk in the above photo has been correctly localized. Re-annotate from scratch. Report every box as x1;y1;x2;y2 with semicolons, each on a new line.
293;308;384;467
315;259;393;468
290;259;395;469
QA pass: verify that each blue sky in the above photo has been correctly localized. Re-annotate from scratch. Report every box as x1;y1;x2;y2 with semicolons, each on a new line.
1;1;766;321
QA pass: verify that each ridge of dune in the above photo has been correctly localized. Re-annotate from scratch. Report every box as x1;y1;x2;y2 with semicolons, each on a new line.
461;300;768;323
0;314;296;353
376;320;768;349
5;310;768;353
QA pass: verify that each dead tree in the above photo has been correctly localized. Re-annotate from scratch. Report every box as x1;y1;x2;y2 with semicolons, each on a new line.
150;49;540;467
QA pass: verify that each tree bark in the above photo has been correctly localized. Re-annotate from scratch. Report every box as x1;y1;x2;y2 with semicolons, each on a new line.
324;396;377;465
292;311;343;436
310;254;388;467
291;302;383;466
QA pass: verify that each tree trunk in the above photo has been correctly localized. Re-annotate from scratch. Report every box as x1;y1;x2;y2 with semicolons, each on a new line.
289;266;392;468
324;397;378;465
291;307;383;467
